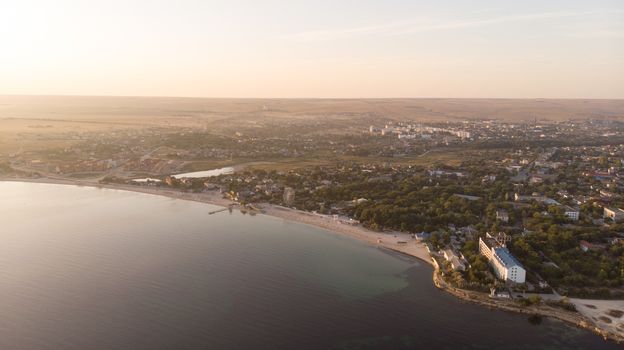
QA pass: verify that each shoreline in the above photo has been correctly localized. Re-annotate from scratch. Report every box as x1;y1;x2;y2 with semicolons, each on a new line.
1;176;621;344
433;270;624;343
258;203;434;266
0;177;434;266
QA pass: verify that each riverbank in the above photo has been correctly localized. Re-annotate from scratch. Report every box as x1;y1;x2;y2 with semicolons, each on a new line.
1;176;620;343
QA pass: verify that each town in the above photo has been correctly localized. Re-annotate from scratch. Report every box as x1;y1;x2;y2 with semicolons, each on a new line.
2;113;624;338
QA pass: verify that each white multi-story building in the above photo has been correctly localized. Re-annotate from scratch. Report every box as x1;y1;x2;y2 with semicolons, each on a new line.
455;130;471;139
479;236;526;284
563;206;579;221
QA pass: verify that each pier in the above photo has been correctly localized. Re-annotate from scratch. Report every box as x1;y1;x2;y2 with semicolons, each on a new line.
208;208;228;215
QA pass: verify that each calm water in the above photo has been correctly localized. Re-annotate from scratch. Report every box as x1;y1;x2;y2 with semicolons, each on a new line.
0;182;618;350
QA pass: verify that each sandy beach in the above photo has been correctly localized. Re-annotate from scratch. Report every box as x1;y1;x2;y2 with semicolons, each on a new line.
259;204;433;265
571;298;624;340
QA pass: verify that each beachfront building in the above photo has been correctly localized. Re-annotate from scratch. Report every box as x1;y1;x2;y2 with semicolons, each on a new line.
479;234;526;284
442;249;465;271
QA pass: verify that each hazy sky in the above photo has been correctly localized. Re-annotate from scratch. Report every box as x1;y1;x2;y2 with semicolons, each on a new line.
1;0;623;98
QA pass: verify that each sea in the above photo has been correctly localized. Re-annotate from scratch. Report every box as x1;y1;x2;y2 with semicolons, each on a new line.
0;181;619;350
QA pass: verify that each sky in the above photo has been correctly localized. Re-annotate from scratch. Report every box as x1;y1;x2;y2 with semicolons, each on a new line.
1;0;623;98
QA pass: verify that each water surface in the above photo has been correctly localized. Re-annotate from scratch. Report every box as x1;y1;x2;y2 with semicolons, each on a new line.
0;182;618;349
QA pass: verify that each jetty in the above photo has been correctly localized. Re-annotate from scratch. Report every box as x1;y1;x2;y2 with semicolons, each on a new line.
208;208;228;215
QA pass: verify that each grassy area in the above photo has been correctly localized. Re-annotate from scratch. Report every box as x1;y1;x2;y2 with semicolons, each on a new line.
181;148;477;173
242;149;474;171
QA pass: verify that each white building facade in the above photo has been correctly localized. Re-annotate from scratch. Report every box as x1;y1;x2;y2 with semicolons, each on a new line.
479;237;526;283
563;206;579;221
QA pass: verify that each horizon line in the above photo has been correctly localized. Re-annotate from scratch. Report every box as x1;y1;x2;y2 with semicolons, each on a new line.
1;94;623;101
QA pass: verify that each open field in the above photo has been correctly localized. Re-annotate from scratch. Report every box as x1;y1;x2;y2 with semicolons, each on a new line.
2;96;623;122
2;95;623;155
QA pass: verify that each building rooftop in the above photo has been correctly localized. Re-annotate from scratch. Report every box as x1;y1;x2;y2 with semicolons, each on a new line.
453;194;481;201
493;247;524;269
